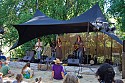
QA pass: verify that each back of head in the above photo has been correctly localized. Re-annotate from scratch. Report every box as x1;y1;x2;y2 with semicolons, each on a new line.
63;73;79;83
96;63;115;83
115;79;124;83
16;74;23;82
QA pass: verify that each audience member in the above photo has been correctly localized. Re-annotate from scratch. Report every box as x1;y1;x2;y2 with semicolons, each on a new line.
63;73;80;83
35;77;42;83
115;79;124;83
5;81;12;83
0;51;6;61
96;63;115;83
0;60;13;77
13;74;23;83
21;62;34;79
52;58;64;80
0;72;3;83
0;61;2;69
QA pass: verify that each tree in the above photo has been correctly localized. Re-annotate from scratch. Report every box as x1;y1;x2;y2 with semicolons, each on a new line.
0;0;105;57
107;0;125;39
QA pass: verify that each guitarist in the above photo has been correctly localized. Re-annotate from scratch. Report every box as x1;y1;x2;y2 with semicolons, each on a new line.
74;35;85;64
35;38;43;62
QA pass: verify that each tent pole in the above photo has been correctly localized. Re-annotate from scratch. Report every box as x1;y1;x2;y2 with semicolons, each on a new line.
86;22;90;64
110;38;113;61
103;33;106;61
96;31;98;58
36;0;39;10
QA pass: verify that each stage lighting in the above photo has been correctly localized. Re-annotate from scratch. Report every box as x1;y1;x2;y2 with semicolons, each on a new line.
96;17;103;27
0;26;4;34
105;27;110;32
0;28;4;34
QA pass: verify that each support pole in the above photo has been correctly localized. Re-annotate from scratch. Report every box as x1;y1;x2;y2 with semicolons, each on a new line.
110;38;113;61
96;31;98;57
87;22;89;64
122;52;125;79
122;40;125;79
103;33;106;61
36;0;39;10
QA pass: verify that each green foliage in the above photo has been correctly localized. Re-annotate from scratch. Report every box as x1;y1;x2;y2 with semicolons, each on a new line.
1;0;105;58
107;0;125;39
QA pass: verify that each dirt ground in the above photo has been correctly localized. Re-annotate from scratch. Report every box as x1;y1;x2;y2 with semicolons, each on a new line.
2;62;125;83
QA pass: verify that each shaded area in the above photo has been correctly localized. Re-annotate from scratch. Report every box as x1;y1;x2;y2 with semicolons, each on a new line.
10;3;122;50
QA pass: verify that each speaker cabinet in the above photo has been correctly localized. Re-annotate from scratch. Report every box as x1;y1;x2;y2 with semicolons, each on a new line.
23;51;35;62
68;59;79;65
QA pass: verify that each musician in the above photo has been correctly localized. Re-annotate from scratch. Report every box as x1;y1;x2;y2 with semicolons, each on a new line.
50;40;56;57
74;35;85;63
35;38;43;62
56;38;63;60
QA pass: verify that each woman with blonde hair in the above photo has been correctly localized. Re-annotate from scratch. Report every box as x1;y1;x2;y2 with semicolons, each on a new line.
63;73;79;83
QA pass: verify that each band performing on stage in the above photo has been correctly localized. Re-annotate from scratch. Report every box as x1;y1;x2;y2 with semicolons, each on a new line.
33;35;88;64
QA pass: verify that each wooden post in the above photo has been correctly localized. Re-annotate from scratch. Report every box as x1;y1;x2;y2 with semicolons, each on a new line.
122;52;125;79
110;38;113;61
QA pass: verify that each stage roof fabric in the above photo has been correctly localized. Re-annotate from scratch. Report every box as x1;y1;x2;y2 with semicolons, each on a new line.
10;3;122;50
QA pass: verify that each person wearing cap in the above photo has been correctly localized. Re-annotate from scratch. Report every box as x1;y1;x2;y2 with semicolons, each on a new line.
52;58;64;80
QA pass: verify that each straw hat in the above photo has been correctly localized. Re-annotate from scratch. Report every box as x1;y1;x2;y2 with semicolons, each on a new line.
53;58;62;64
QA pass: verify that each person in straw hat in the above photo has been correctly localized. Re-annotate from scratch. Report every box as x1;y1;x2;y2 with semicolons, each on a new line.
52;58;64;80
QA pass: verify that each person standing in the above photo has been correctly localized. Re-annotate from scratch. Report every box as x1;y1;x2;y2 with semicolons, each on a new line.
56;38;63;60
35;38;43;62
50;40;56;58
74;35;85;64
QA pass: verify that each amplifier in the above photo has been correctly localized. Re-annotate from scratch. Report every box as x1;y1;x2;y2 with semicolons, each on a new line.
68;59;79;65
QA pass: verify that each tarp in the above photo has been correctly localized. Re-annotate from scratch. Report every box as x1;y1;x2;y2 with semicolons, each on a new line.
10;3;122;50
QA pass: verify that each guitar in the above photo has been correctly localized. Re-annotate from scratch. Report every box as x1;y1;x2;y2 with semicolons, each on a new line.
74;44;79;50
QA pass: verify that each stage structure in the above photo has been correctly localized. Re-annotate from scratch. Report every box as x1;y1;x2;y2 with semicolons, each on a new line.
10;3;125;78
10;3;122;50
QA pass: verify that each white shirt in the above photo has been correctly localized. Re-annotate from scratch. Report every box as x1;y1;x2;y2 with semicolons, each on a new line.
35;42;43;51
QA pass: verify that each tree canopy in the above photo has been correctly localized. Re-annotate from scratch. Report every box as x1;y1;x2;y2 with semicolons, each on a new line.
1;0;123;57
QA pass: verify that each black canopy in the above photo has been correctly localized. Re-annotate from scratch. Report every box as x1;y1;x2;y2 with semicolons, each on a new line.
10;3;122;50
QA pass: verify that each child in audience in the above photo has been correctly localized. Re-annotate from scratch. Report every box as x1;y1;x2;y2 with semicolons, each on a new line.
21;62;34;79
13;74;23;83
63;73;80;83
